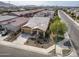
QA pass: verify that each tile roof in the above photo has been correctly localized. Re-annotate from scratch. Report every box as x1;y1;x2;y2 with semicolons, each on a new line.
23;17;50;32
11;9;44;16
1;17;29;27
0;15;17;22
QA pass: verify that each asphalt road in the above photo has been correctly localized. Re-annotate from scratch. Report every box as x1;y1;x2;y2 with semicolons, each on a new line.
0;45;52;57
58;10;79;56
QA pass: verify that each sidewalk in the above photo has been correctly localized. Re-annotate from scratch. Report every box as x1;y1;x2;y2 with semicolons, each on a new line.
0;40;56;56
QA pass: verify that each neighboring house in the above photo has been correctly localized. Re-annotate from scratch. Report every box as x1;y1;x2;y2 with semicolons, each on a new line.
0;15;17;22
47;11;55;19
9;9;44;17
0;15;17;35
0;17;29;32
34;10;49;17
0;15;17;31
34;10;54;19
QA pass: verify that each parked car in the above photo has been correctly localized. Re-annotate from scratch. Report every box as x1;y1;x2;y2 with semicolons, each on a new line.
1;28;8;36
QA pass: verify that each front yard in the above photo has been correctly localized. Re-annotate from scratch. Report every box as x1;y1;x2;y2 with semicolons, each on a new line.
24;37;54;49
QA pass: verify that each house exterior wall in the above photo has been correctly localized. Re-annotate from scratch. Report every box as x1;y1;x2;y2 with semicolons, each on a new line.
5;24;20;32
21;27;32;33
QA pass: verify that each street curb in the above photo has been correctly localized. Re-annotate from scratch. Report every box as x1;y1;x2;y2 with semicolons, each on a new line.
0;40;55;56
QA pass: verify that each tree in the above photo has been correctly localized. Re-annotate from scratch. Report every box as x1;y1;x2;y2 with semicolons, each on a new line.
50;16;67;41
68;11;71;15
63;9;67;12
50;16;67;55
53;16;61;23
71;12;74;16
77;16;79;20
54;10;58;16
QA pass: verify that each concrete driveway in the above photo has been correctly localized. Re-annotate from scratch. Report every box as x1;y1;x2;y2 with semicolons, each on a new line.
0;34;10;41
13;33;30;45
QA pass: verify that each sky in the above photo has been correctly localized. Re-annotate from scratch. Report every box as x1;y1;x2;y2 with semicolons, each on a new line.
3;1;79;7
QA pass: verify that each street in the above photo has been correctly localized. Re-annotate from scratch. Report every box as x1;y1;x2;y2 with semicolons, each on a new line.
0;44;52;57
58;10;79;56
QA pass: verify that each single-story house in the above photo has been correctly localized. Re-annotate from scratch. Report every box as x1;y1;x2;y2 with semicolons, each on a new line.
34;10;55;20
0;15;17;22
9;9;44;17
0;17;29;32
21;17;50;37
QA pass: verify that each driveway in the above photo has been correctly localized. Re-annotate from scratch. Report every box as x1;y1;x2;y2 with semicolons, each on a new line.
13;33;31;45
0;34;10;41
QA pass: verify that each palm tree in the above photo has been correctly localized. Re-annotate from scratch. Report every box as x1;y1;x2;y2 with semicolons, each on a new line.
50;16;67;55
